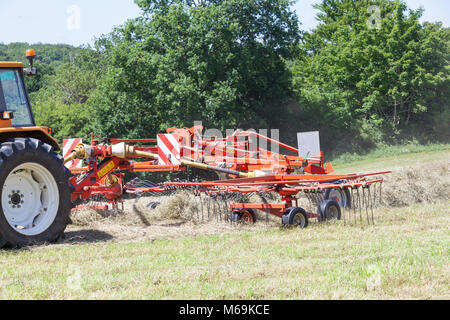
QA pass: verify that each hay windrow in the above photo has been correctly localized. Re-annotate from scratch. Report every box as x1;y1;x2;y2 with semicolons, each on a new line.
381;161;449;207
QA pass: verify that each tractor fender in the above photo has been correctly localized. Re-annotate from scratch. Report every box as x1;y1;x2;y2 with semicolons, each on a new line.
0;127;60;151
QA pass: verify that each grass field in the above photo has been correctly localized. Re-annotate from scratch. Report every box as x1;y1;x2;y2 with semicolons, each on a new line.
0;146;449;300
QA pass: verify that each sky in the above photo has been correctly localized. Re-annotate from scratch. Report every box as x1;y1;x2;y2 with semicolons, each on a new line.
0;0;449;46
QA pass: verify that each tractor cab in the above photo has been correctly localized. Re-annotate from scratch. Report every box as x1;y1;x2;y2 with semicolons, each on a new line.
0;50;59;150
0;63;35;127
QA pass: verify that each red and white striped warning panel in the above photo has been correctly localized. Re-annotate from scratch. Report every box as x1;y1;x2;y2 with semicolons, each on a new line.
63;138;83;168
157;134;181;165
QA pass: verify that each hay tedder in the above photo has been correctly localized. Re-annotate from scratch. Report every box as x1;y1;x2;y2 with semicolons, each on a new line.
0;50;389;248
63;125;390;229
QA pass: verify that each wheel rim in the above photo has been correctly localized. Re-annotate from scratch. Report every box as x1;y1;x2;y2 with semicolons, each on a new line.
2;162;59;236
241;211;254;223
326;205;339;220
293;212;305;228
328;189;347;207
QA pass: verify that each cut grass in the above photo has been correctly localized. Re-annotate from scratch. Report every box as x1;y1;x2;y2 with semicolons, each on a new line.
0;202;448;299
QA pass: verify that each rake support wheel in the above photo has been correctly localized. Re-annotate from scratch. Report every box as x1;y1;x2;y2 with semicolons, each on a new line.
282;207;308;229
230;209;256;224
319;200;341;222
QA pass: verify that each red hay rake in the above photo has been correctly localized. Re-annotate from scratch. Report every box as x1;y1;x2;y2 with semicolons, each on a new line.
64;125;390;227
127;172;388;227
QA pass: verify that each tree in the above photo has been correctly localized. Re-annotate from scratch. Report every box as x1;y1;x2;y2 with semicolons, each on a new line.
0;42;83;94
292;0;449;151
90;0;301;138
31;48;102;143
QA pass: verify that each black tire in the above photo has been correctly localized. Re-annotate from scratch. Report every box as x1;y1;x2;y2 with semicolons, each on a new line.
0;138;72;248
282;207;308;229
230;209;256;223
319;200;341;222
324;187;351;208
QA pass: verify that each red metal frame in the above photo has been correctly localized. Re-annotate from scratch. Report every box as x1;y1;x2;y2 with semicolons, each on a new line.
66;125;389;220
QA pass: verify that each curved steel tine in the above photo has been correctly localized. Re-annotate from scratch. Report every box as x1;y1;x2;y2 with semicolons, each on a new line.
363;187;370;225
357;187;362;223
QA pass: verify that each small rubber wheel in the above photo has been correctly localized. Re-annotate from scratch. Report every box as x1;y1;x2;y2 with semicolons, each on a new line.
324;188;351;208
282;207;308;229
319;200;341;221
230;209;256;224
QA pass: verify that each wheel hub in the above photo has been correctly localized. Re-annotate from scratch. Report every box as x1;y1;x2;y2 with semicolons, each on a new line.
9;191;23;206
328;189;347;207
293;213;305;227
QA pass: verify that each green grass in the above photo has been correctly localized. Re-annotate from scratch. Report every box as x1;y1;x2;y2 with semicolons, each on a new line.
331;143;450;174
0;145;449;300
0;202;448;299
331;142;450;168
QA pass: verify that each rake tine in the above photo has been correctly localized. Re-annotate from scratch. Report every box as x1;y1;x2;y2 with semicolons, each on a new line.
207;194;210;220
363;187;370;225
199;192;204;223
349;188;353;224
223;194;228;223
354;187;357;224
366;185;373;225
219;195;223;223
258;192;269;224
222;195;227;223
214;197;218;222
342;191;346;226
216;197;220;222
219;196;223;222
369;185;374;225
372;183;377;210
356;187;362;223
221;195;225;222
211;196;215;222
379;181;383;208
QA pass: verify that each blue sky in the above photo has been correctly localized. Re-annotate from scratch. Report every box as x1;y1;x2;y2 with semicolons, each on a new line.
0;0;448;46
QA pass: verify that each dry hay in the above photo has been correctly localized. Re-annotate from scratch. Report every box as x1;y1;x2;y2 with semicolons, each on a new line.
67;191;280;243
71;191;281;227
381;160;449;207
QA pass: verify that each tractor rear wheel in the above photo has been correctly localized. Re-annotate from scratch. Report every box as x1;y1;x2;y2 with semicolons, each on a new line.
0;138;72;248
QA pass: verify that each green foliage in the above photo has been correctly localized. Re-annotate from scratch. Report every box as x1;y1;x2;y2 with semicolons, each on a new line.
30;49;103;143
292;0;449;152
91;0;301;138
0;42;84;94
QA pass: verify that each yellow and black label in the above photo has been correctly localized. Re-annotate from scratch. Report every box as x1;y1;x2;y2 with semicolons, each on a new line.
97;161;115;178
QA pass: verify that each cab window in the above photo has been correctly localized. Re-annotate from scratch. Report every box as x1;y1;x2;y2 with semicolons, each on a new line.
0;69;34;127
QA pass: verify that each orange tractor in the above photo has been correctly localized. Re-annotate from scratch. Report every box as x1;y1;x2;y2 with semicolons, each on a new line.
0;50;72;247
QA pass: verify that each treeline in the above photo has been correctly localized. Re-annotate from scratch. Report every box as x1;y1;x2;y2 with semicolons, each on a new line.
3;0;449;156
